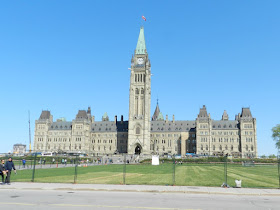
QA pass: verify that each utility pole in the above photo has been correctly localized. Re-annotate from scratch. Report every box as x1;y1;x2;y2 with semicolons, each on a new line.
29;111;32;153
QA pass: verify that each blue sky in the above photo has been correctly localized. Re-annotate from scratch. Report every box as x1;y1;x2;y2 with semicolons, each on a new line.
0;0;279;155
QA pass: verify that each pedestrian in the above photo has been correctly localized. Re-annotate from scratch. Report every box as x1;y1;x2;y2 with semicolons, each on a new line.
4;157;16;185
64;159;67;165
43;158;46;165
22;159;26;168
52;158;55;164
0;159;6;184
61;159;64;165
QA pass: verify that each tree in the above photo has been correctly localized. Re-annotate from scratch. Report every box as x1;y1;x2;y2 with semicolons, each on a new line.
272;124;280;150
268;154;276;158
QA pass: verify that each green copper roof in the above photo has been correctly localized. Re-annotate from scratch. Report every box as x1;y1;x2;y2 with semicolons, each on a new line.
136;27;146;54
158;112;164;121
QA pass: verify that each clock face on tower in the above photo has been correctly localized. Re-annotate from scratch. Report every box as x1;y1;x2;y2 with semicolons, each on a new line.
137;58;144;65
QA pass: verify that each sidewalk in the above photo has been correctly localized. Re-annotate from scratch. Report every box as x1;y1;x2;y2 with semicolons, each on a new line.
0;182;279;196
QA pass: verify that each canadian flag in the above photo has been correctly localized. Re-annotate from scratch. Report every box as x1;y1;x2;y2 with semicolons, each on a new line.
142;16;146;21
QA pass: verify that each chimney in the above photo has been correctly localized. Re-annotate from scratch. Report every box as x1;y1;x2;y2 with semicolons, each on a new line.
115;115;117;124
166;115;168;123
87;106;91;114
172;115;175;123
121;115;123;124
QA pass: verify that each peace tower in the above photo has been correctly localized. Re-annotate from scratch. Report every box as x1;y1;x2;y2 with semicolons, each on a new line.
127;27;151;154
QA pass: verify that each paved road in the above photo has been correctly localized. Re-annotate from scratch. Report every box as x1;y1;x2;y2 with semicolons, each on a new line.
0;189;279;210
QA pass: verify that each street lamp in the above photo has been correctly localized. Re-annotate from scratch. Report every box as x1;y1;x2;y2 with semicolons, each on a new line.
277;150;280;189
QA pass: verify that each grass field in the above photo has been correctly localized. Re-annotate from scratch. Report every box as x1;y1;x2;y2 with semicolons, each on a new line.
11;163;280;188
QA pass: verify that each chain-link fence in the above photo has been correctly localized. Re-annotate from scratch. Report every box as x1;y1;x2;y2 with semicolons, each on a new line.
3;155;280;188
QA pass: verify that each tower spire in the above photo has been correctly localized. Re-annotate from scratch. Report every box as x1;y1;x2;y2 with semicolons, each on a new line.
135;27;146;54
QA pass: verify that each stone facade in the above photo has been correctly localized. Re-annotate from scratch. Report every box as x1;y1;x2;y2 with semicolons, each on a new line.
13;144;26;155
33;27;257;158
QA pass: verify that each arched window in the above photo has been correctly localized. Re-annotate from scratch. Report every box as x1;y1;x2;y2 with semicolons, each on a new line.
141;88;144;94
231;145;233;151
213;145;215;150
135;88;139;94
225;145;228;150
246;145;248;151
136;127;140;135
201;145;203;150
206;145;208;150
219;145;222;151
251;145;254;151
163;146;165;151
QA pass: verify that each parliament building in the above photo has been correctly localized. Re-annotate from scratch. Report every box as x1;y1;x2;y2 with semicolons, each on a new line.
34;27;257;158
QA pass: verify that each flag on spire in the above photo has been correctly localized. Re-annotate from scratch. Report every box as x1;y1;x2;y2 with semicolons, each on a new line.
142;16;146;21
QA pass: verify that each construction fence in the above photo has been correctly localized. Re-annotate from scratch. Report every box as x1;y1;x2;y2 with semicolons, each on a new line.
5;155;280;189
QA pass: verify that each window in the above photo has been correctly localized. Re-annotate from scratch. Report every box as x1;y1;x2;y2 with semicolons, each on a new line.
136;127;140;135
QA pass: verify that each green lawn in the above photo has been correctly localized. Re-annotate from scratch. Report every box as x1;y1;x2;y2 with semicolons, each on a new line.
11;163;280;188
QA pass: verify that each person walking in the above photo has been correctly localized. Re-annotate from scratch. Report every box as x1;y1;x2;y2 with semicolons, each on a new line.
22;159;26;168
5;157;16;185
0;159;6;184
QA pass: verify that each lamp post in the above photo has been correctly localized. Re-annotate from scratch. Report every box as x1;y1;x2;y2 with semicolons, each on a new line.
277;149;280;189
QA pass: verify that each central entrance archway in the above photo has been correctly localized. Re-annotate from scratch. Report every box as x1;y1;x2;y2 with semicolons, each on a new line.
135;145;141;155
